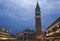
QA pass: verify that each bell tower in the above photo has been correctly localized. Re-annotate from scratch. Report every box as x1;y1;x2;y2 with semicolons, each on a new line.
35;1;42;37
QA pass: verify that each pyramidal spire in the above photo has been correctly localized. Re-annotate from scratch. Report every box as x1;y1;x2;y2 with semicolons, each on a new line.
37;0;39;6
36;0;40;9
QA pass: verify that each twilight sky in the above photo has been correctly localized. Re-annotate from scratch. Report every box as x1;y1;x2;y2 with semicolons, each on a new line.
0;0;60;35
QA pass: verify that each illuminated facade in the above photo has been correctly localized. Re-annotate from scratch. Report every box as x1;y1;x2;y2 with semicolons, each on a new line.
16;29;38;41
46;17;60;41
0;29;10;38
0;28;16;40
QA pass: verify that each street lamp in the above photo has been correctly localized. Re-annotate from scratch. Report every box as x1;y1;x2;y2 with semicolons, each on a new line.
26;33;28;41
2;29;4;31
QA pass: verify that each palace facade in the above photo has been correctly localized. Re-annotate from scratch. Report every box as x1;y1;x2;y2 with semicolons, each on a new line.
16;29;37;41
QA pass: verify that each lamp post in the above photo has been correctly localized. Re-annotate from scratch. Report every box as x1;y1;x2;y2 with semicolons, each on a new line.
26;33;28;41
23;35;24;41
2;29;4;31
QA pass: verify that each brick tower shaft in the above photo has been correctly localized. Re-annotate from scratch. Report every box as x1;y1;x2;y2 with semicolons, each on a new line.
35;1;42;36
